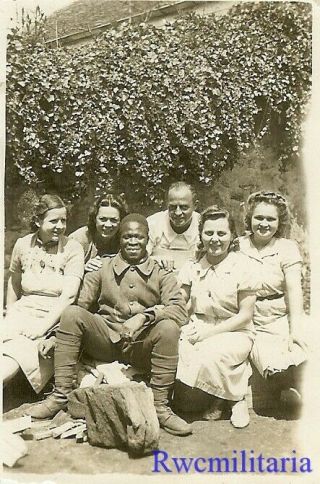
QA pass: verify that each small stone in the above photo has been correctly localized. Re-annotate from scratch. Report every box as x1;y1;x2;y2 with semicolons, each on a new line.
34;429;53;440
76;429;86;443
61;424;87;439
52;421;78;438
49;409;73;428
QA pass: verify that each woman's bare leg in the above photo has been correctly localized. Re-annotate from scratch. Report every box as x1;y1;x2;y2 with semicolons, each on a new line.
2;356;20;385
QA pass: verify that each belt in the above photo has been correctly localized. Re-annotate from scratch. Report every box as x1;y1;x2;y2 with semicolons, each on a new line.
257;293;284;302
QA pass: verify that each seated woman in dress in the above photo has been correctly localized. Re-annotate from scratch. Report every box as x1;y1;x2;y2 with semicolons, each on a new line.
69;192;129;272
176;206;260;428
39;192;130;365
238;191;307;400
3;194;84;393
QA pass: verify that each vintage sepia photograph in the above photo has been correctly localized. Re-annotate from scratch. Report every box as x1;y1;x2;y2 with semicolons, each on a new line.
1;0;318;480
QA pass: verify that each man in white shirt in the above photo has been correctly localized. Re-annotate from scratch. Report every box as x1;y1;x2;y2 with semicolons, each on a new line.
147;182;200;271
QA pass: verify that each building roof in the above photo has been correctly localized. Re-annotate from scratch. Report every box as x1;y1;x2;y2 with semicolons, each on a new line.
45;1;179;42
45;1;210;47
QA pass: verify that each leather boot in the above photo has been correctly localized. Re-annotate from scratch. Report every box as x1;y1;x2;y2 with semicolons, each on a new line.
151;352;192;436
29;389;69;419
29;330;80;419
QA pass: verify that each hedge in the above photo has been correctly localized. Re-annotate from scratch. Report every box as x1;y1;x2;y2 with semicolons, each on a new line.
6;2;311;206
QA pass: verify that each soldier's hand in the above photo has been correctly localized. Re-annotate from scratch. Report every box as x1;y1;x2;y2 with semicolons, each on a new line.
38;337;56;359
159;259;175;272
121;314;147;340
85;256;102;272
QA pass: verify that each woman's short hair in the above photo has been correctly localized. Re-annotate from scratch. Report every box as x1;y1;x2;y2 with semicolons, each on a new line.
196;205;238;260
244;191;290;237
87;192;129;239
30;194;65;232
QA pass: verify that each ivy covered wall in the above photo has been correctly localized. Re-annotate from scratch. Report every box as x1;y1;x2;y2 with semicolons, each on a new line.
6;1;311;213
4;2;312;308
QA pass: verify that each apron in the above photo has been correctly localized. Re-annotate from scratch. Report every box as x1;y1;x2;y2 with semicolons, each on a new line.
3;239;65;393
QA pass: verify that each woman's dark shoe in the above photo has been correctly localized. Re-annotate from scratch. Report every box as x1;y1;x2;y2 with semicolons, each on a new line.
280;387;302;407
203;397;225;421
280;387;303;419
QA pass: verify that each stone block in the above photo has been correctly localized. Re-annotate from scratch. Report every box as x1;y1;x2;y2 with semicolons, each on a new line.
80;381;160;455
68;388;87;419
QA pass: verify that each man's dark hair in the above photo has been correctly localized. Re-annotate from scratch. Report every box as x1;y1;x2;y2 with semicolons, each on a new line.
119;213;149;233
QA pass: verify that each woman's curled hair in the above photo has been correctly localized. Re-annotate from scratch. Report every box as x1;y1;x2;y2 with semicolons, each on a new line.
87;192;129;238
244;191;290;238
30;194;65;232
196;205;238;260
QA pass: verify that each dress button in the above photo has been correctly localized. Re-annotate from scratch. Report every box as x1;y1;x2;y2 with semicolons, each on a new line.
129;284;134;289
130;266;135;271
129;301;134;306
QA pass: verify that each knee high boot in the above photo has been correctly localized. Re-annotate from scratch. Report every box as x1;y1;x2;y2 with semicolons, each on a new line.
29;330;81;419
151;352;192;436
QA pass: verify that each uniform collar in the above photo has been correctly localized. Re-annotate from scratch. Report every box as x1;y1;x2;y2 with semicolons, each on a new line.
112;253;156;277
162;210;199;244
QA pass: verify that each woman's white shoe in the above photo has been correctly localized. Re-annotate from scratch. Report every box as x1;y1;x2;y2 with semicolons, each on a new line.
230;400;250;428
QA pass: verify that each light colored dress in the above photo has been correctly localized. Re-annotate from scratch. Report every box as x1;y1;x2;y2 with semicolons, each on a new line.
69;226;119;264
146;210;200;271
3;233;84;392
176;251;260;401
238;235;307;377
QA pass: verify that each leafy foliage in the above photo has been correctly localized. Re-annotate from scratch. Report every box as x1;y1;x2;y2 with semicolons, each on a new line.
6;2;311;207
209;145;307;232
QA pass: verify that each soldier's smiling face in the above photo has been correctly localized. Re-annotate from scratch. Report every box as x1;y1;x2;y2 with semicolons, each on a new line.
120;221;148;263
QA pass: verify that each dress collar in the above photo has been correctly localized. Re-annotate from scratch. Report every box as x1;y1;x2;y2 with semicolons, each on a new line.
112;253;156;277
33;232;60;250
162;211;199;244
240;234;279;259
197;252;236;278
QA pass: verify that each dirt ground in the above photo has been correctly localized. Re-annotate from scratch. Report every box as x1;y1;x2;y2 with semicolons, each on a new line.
3;374;303;477
4;412;300;476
